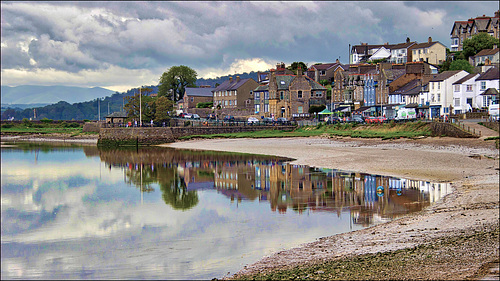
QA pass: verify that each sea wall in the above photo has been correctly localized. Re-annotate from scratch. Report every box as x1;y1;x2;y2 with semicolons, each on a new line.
429;122;478;138
98;125;295;146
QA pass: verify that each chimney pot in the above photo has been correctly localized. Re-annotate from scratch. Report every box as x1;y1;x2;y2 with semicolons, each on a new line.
428;37;432;43
236;76;240;82
229;77;233;83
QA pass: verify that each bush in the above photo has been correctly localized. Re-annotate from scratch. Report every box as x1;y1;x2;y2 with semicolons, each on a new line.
196;102;213;108
22;118;31;126
184;121;191;127
1;124;13;129
41;118;53;124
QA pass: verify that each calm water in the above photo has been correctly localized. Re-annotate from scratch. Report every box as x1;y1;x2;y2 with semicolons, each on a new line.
1;143;452;280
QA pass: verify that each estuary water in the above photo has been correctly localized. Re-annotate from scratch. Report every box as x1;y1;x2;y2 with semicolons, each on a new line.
1;143;452;280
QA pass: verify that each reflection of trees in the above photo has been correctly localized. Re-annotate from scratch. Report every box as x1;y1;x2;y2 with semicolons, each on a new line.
159;175;198;211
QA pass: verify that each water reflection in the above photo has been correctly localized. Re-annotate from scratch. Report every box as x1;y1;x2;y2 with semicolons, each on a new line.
96;147;451;225
1;144;452;280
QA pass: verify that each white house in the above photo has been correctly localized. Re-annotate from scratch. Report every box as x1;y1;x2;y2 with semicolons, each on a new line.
428;70;469;118
476;67;500;108
368;47;391;61
452;73;480;113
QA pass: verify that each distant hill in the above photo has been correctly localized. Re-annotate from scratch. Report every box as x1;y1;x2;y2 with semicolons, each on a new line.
1;85;116;105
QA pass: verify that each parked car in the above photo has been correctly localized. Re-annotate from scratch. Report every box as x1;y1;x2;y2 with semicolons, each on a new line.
183;113;192;119
364;116;378;124
178;112;186;118
276;117;288;124
350;116;365;124
247;117;259;124
207;113;216;120
376;116;387;123
262;117;274;124
191;114;200;119
223;115;235;121
327;116;342;124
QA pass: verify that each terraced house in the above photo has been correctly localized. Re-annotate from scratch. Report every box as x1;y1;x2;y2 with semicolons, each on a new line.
212;76;259;110
253;67;327;119
450;10;500;51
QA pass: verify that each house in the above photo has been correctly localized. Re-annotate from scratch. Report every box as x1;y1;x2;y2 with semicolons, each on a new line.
475;67;500;108
350;40;416;64
105;111;127;124
408;37;447;65
306;60;342;84
469;47;499;67
450;11;500;51
256;67;327;119
212;76;259;111
452;73;480;113
389;41;417;64
178;86;215;112
428;70;469;118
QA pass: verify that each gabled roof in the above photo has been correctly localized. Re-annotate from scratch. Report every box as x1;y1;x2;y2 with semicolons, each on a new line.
410;41;446;50
472;48;500;57
389;79;420;95
185;87;215;97
272;74;327;91
382;69;406;81
480;88;499;96
213;78;256;92
453;73;479;85
310;63;339;71
253;84;269;92
476;67;499;81
429;70;463;82
390;42;417;49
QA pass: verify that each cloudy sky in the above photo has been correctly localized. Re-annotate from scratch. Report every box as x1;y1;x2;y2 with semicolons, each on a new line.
1;1;498;92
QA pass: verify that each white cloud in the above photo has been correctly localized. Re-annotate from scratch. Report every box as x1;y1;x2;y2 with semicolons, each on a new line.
198;58;275;79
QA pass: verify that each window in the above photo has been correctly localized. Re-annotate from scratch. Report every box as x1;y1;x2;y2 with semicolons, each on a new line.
454;85;460;92
320;70;326;75
298;91;303;99
229;100;232;106
455;98;460;106
234;100;237;106
255;104;260;113
225;91;227;96
424;49;427;54
264;92;269;99
418;50;421;54
431;94;435;102
437;94;440;102
437;83;440;90
413;50;416;55
255;92;260;99
229;91;232;96
190;97;194;102
280;91;284;100
264;104;269;112
466;85;473;91
234;91;237;96
298;106;303;113
225;100;228;106
481;81;486;90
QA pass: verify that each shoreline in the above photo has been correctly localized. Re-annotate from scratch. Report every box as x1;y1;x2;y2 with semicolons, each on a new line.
2;133;499;279
162;136;499;280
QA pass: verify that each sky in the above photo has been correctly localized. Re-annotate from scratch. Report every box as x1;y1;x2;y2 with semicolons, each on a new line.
1;1;499;93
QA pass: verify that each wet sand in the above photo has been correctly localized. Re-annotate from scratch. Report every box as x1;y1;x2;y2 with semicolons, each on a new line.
162;136;500;280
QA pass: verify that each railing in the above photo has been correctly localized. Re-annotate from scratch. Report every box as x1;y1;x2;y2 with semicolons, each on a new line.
101;118;297;128
451;119;482;137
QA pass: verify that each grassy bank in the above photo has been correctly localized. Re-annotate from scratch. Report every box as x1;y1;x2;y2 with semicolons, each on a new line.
0;120;95;136
228;224;499;280
180;122;432;141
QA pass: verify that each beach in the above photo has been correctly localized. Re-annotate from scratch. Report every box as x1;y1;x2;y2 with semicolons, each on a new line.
162;136;500;280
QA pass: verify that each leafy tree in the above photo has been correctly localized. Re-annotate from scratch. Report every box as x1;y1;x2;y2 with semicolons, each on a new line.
308;105;326;114
287;62;308;74
155;96;174;123
449;59;474;73
462;33;500;59
319;79;329;86
158;65;197;102
124;87;155;123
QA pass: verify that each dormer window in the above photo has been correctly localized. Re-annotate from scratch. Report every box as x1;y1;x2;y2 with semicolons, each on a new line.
280;81;285;85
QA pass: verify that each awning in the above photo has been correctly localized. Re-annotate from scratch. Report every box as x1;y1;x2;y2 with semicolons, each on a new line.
404;103;419;108
318;108;333;115
480;88;499;97
332;106;350;112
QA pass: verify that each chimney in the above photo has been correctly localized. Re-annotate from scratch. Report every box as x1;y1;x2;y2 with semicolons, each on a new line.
236;76;240;82
428;37;432;43
297;66;302;77
336;58;340;63
385;42;389;45
229;77;233;83
406;37;410;43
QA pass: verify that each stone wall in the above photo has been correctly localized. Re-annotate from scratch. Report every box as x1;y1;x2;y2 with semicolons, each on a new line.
429;122;478;138
99;125;295;146
83;121;103;133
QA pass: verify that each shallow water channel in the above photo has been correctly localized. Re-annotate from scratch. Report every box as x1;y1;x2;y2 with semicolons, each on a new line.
1;143;452;279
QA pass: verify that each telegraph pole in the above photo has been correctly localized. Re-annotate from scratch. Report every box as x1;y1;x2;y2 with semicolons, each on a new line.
98;98;100;121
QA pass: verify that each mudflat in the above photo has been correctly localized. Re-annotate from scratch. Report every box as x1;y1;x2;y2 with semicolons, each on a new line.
163;136;500;280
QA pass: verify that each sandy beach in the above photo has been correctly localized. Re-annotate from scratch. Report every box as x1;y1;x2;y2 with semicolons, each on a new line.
163;136;500;280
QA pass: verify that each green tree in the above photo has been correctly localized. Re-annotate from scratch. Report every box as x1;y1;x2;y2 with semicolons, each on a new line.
287;62;308;74
155;96;174;123
449;59;474;73
158;65;197;102
124;87;155;123
319;79;329;86
462;33;500;59
308;104;326;114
